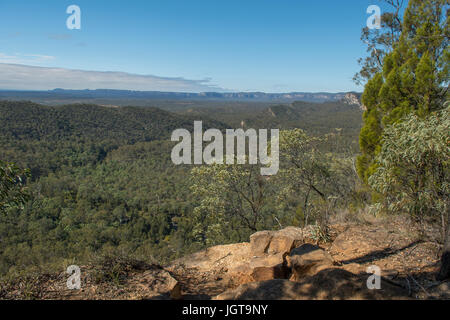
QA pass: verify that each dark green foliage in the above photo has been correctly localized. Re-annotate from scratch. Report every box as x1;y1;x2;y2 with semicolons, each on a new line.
0;101;225;179
0;99;362;279
0;101;221;277
357;0;449;183
0;160;30;214
176;100;363;152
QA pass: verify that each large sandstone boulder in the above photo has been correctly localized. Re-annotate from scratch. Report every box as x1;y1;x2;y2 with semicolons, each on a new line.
249;227;307;256
249;231;273;255
286;244;334;280
233;227;311;284
169;226;318;289
232;253;288;282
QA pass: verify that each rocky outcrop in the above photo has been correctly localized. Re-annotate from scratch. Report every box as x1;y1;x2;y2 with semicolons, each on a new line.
249;231;273;255
170;225;410;298
241;253;288;282
250;226;308;256
341;92;366;111
169;226;311;286
171;220;441;300
10;219;441;300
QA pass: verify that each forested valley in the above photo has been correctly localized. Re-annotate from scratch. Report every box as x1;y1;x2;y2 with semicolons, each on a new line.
0;99;364;278
0;0;449;289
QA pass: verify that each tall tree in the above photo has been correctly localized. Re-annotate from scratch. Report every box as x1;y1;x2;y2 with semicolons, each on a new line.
190;162;274;245
275;128;360;241
356;0;449;183
369;105;450;279
0;160;30;214
353;0;405;86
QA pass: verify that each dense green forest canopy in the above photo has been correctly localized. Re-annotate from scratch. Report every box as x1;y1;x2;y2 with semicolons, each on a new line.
1;0;447;284
0;101;226;179
0;99;363;278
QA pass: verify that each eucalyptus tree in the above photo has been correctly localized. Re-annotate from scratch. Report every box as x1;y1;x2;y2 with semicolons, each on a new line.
369;105;450;279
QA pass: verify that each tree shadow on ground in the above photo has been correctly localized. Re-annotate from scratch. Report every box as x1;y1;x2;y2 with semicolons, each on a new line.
220;268;410;300
339;240;422;265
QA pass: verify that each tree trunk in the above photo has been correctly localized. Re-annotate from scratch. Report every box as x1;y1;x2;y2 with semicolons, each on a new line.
437;222;450;280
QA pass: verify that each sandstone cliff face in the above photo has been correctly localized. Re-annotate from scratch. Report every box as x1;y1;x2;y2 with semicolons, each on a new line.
341;92;367;111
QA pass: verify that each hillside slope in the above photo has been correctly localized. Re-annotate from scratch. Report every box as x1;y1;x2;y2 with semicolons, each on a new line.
0;101;226;178
0;101;226;142
177;100;363;135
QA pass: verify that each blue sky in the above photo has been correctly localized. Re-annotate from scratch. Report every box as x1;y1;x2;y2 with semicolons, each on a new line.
0;0;390;92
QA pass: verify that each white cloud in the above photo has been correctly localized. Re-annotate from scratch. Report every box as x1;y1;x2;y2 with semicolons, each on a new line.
0;63;224;92
0;53;55;65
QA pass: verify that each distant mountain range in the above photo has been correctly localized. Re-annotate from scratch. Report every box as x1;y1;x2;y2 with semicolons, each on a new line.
0;89;361;104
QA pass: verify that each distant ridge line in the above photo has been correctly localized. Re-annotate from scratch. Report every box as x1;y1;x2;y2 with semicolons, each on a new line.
0;89;361;103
